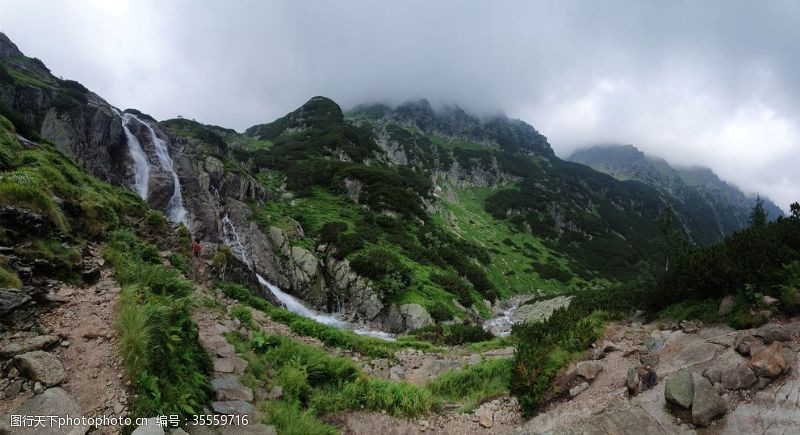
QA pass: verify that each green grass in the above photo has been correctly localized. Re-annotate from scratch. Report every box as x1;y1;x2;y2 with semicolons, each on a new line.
427;358;512;411
228;329;436;432
657;298;720;323
258;400;337;435
0;262;21;288
106;229;211;420
432;183;579;296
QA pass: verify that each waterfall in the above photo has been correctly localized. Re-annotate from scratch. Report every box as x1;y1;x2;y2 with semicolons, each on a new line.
222;213;248;264
139;119;189;226
119;113;150;200
256;274;395;341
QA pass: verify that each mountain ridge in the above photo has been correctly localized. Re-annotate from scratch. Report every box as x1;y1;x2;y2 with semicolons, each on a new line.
569;144;784;242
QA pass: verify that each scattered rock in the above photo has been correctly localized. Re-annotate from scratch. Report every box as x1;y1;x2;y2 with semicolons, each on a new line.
570;382;589;397
33;381;43;394
14;351;65;386
749;342;787;378
626;367;640;394
0;335;60;358
680;320;702;334
212;377;254;401
692;374;727;427
267;385;283;400
575;361;603;380
734;332;763;356
639;352;659;367
0;387;88;434
665;368;694;409
475;408;494;428
720;365;757;390
718;295;735;316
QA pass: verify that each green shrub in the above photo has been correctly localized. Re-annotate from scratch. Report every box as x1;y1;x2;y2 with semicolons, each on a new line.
276;363;310;403
218;281;251;301
779;286;800;314
230;305;255;329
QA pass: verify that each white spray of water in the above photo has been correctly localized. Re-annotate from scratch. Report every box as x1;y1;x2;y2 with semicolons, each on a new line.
256;274;395;341
222;213;248;264
132;114;189;226
119;112;150;200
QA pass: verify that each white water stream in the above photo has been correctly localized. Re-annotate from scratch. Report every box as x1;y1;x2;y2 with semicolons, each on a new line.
118;111;189;226
120;113;150;200
255;275;395;341
221;213;249;264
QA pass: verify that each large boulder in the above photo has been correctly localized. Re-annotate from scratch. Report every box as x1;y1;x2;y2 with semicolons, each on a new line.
749;342;788;378
752;324;794;344
664;368;694;409
575;361;604;380
692;374;726;427
14;351;65;386
401;303;434;330
734;332;764;356
0;387;88;434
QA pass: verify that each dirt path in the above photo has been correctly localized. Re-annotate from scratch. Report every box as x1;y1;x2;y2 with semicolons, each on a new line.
40;270;130;426
1;263;129;434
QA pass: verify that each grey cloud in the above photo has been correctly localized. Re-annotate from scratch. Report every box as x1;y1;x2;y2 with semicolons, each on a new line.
0;0;797;209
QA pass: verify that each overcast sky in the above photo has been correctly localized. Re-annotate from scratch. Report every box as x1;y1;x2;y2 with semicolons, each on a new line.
1;0;798;211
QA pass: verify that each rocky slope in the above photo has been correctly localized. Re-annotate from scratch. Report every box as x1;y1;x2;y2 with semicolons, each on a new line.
570;144;784;244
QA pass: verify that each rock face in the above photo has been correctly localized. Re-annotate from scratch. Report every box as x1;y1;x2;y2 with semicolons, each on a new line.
749;342;788;378
692;374;726;427
664;368;694;409
14;350;65;386
0;387;88;434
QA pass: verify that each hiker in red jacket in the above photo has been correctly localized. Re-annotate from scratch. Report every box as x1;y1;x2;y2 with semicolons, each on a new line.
191;240;202;257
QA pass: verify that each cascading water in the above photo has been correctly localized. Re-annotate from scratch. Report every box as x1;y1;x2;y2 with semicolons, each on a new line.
222;214;249;264
119;113;150;200
138;119;189;226
256;274;395;341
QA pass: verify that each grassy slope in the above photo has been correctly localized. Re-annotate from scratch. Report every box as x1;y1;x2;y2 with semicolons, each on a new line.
433;183;579;296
